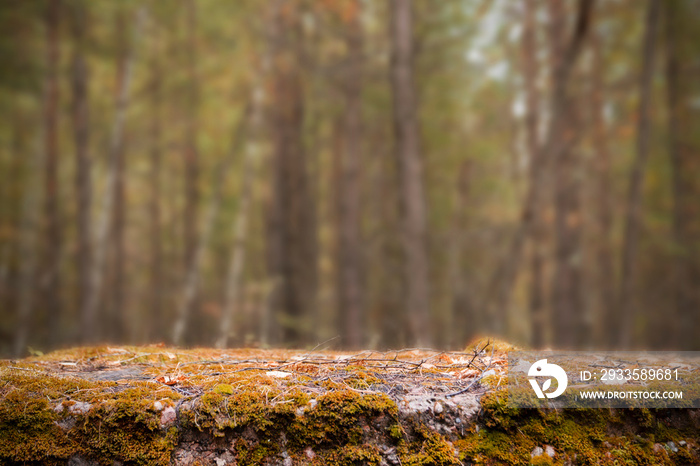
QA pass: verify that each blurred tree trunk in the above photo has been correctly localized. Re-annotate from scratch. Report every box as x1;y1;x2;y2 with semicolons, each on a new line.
109;9;128;342
390;0;432;347
266;0;316;347
182;0;200;338
376;146;404;349
13;116;44;357
665;0;700;350
216;92;259;348
82;8;143;343
43;0;62;347
337;0;364;350
589;32;616;348
149;27;163;341
449;161;475;348
551;151;583;349
618;0;660;348
488;0;594;340
0;111;26;318
71;0;91;346
521;2;546;348
216;147;254;349
550;0;591;349
172;102;250;346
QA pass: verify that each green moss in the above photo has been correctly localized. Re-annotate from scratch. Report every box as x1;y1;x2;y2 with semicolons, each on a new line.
480;389;523;430
455;429;535;465
344;370;382;389
161;380;404;464
0;369;181;465
398;427;460;466
0;389;75;463
327;445;383;465
182;389;292;434
389;423;405;442
289;390;399;448
178;384;403;463
233;438;276;466
454;388;697;465
213;383;234;395
530;456;554;465
72;386;180;464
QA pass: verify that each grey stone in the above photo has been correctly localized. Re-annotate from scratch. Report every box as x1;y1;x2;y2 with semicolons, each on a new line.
68;456;98;466
160;406;177;428
56;417;76;431
68;401;91;415
281;451;292;466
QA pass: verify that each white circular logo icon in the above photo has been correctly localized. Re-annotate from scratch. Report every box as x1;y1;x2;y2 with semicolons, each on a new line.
528;359;568;399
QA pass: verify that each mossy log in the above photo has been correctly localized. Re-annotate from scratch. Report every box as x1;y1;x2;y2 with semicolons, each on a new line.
1;341;698;465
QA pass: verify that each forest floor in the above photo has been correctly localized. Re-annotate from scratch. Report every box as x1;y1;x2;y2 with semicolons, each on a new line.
1;339;698;465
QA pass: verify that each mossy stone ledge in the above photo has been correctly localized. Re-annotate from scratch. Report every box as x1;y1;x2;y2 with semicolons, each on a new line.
1;344;698;465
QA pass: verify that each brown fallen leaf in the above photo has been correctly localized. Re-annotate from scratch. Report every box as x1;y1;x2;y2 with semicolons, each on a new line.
457;368;480;379
156;375;188;385
437;354;453;364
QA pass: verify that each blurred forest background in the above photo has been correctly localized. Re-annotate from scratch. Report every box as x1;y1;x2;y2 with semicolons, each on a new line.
0;0;698;357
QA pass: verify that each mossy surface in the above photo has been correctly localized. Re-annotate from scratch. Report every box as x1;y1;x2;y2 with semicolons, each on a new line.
0;365;180;465
455;389;700;465
1;344;698;465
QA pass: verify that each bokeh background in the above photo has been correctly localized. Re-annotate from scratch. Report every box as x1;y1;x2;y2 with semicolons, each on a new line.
0;0;698;356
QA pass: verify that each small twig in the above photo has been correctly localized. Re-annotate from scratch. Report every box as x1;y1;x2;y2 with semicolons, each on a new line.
308;335;340;353
444;374;484;398
445;341;495;398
